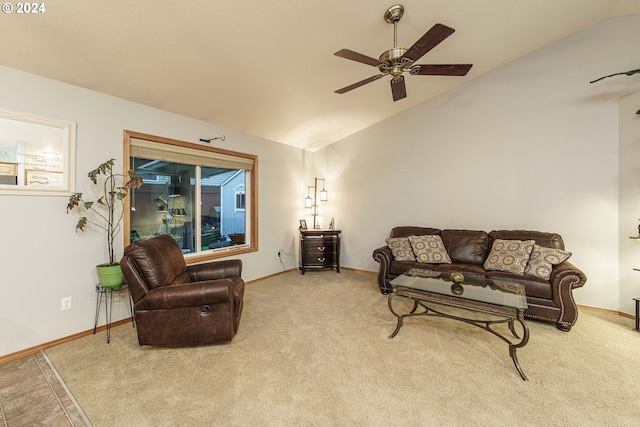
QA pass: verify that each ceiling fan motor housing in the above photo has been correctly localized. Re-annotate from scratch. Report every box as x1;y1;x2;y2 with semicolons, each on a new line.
379;47;407;63
379;48;413;76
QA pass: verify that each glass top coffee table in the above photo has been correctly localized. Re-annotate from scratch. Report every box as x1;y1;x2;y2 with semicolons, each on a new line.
388;268;530;380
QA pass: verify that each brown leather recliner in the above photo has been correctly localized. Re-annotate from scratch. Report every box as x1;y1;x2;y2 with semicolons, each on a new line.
120;234;244;347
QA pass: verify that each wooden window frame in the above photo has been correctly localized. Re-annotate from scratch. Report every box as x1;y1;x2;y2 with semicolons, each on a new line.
123;130;258;263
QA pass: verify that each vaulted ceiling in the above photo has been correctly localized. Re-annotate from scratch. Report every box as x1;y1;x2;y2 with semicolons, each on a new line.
1;1;639;151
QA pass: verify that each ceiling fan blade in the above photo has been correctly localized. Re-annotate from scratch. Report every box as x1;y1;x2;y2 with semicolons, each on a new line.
335;74;385;94
334;49;385;67
403;23;456;62
411;64;473;76
390;76;407;102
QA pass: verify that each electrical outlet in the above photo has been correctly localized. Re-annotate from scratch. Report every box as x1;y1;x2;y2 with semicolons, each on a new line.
277;250;281;259
61;297;72;311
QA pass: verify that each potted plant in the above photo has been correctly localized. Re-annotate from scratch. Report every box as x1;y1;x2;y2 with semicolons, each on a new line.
228;233;245;245
590;68;640;115
66;159;143;287
154;195;167;211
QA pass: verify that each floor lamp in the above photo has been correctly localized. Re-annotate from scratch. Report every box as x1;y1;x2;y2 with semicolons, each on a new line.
304;177;328;229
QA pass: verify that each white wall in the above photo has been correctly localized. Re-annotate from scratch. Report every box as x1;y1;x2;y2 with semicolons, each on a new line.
317;15;640;314
0;66;304;357
2;15;639;358
619;90;640;315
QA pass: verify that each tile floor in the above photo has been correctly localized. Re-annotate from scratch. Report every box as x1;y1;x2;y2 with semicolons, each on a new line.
0;352;90;427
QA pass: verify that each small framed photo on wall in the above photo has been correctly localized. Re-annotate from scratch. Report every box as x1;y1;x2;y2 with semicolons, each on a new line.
299;219;307;230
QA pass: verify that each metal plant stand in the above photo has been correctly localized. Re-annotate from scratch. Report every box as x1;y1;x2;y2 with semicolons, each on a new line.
94;283;134;343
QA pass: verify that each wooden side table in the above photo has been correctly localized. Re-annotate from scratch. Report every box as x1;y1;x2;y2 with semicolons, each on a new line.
630;241;640;331
93;283;134;343
299;229;341;274
634;298;639;332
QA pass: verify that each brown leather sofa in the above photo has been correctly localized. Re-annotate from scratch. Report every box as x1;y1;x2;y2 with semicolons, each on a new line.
373;227;587;331
120;234;245;347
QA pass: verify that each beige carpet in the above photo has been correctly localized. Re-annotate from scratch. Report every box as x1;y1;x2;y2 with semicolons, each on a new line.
45;269;640;426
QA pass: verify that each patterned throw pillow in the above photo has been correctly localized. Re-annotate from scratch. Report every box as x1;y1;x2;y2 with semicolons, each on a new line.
385;237;416;261
408;235;452;264
483;239;535;275
524;244;572;280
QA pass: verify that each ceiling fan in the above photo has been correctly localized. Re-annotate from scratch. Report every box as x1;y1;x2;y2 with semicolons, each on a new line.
334;4;473;102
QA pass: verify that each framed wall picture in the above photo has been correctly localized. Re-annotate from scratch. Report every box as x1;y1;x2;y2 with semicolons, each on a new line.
0;107;76;196
299;219;308;230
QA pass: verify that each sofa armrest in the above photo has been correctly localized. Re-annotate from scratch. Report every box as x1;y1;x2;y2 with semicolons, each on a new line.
187;259;242;281
373;245;393;264
548;260;587;329
373;245;394;294
136;279;233;310
550;260;587;290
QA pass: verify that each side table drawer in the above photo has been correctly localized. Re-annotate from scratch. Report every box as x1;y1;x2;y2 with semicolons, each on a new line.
299;230;341;274
305;252;337;267
304;239;336;255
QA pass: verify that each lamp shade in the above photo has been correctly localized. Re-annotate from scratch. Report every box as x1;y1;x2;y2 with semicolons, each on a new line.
305;195;313;208
320;189;328;202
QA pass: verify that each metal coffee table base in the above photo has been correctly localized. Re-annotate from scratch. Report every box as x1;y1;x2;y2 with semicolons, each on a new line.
388;291;530;381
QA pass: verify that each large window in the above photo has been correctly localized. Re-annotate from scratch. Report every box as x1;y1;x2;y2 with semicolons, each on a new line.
124;131;258;262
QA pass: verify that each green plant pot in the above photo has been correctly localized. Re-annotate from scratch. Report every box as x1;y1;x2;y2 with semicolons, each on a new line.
96;263;125;288
229;233;245;245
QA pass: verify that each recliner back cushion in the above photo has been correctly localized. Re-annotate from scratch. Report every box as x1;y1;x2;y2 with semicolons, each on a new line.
440;229;489;265
488;230;564;250
123;235;188;289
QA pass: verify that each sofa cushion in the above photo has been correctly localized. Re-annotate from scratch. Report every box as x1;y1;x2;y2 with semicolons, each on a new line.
486;271;553;300
390;226;440;238
389;261;431;276
434;263;487;277
440;229;489;265
408;235;452;264
524;245;572;280
484;239;535;275
385;237;416;261
488;230;564;250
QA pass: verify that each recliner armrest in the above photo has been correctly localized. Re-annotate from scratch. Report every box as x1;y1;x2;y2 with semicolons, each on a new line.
187;259;242;281
136;279;233;310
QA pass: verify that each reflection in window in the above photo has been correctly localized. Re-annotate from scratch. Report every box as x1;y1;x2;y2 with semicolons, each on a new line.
201;167;246;250
234;184;245;212
129;161;197;252
125;132;256;260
